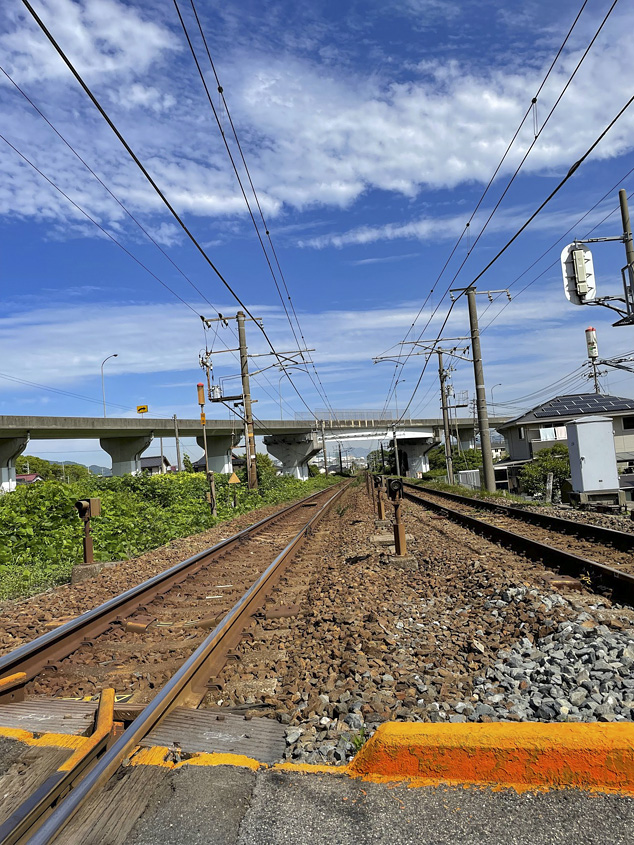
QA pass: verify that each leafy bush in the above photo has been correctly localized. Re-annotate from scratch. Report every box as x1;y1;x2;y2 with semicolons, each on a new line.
0;467;338;600
518;444;570;498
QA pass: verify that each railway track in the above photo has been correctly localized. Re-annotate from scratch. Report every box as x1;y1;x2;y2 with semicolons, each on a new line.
402;482;634;604
0;481;348;845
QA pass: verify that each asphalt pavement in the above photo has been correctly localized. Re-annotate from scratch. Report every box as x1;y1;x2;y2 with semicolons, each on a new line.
125;765;634;845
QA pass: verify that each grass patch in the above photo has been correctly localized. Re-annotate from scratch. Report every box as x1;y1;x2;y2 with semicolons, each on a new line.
0;471;340;600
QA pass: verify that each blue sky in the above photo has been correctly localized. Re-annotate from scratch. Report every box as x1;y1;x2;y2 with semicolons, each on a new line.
2;0;634;466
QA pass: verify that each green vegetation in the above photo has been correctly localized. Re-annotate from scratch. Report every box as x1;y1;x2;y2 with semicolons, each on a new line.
426;444;484;474
408;477;527;504
0;465;338;601
518;444;570;499
16;455;92;483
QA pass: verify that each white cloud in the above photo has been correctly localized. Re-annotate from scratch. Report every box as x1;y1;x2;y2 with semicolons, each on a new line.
1;0;633;236
0;0;177;83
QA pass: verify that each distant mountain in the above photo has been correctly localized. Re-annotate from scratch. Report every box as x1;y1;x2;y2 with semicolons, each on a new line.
90;465;111;476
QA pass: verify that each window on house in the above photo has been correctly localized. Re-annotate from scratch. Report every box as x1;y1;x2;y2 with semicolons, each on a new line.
623;416;634;430
518;427;524;440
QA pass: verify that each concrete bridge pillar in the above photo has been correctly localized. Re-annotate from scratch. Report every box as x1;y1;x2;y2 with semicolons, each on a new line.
458;431;476;452
400;437;437;477
263;432;321;480
100;435;153;476
0;436;29;492
196;434;240;474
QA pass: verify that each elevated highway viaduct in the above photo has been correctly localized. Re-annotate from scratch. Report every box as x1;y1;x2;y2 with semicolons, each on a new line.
0;414;509;488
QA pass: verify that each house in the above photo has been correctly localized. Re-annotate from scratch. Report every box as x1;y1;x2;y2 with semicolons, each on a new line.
140;455;171;475
15;473;44;485
494;393;634;494
192;453;246;472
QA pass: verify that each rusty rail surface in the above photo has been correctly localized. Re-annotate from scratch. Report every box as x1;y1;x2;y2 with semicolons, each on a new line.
403;482;634;552
0;483;344;704
403;485;634;605
2;481;348;845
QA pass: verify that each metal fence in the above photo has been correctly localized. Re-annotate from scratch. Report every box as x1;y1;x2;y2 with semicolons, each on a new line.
295;409;397;422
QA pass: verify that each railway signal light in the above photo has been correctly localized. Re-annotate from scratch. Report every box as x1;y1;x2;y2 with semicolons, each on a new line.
561;243;596;306
75;498;101;564
387;478;403;501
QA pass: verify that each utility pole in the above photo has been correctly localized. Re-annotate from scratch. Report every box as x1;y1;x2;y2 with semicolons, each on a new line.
392;424;401;477
173;415;182;472
338;442;343;475
620;188;634;298
465;287;496;493
437;350;454;485
197;383;209;475
159;436;165;473
380;442;386;473
236;311;258;490
200;313;313;490
321;420;328;475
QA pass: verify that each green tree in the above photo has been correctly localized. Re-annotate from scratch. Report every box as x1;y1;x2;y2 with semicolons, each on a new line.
519;444;570;497
366;447;395;474
183;454;195;473
427;445;446;471
15;455;91;483
452;448;483;472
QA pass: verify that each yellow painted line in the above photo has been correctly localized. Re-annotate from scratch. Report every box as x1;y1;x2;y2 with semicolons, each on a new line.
130;746;262;771
347;721;634;795
0;672;27;693
273;762;346;776
0;725;86;751
58;688;114;773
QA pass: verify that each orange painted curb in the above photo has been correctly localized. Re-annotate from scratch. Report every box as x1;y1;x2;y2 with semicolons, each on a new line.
347;721;634;794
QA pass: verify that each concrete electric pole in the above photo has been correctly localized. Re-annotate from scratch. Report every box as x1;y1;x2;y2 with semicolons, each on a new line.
173;415;182;472
437;350;454;485
321;420;328;475
236;311;258;490
620;188;634;301
465;287;496;493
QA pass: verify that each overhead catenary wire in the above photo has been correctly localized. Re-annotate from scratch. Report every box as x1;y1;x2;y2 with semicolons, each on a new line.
19;0;319;421
174;0;336;419
0;130;298;422
1;70;304;419
479;170;634;331
378;0;595;417
394;89;634;424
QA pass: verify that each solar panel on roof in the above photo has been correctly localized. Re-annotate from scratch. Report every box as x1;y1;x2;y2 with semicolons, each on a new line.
531;394;634;419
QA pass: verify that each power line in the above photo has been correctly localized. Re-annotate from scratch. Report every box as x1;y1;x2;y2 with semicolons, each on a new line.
174;0;335;417
19;0;318;420
480;167;634;331
393;90;634;424
378;0;594;416
1;76;304;420
0;129;296;422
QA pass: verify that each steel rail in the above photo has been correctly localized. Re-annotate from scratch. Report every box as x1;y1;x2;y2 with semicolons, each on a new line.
403;487;634;605
0;689;115;845
404;483;634;552
0;483;341;703
21;481;349;845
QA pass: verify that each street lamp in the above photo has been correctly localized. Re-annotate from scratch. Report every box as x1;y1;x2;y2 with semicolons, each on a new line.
490;383;502;414
101;354;118;418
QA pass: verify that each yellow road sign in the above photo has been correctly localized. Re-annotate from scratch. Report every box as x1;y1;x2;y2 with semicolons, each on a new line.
200;412;206;424
137;405;148;414
228;472;241;484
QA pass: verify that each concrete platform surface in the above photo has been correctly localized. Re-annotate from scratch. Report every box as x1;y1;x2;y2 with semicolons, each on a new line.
123;766;634;845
